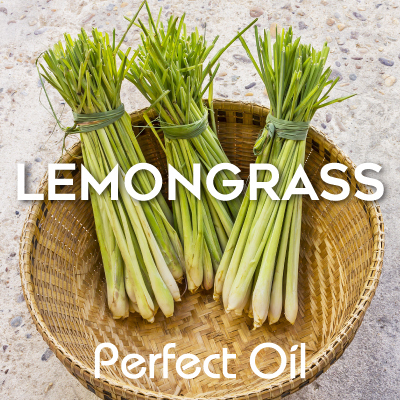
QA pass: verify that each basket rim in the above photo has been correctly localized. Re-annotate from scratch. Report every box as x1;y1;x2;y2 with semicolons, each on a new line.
19;99;384;400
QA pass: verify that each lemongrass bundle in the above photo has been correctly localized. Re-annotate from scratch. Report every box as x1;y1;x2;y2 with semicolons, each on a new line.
39;12;186;322
124;6;256;292
214;26;354;328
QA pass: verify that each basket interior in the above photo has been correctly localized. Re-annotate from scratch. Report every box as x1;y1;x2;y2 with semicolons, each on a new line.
25;101;376;398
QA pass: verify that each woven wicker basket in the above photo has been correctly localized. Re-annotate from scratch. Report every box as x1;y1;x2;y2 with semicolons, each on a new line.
20;100;384;400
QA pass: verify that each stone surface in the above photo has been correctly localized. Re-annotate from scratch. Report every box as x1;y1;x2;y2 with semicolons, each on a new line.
326;18;335;26
329;69;343;81
1;1;400;400
10;316;22;327
250;7;263;18
353;12;366;21
245;82;256;89
16;293;24;303
34;27;47;35
41;348;53;362
350;31;359;40
233;54;251;63
384;76;397;86
379;58;394;67
298;21;307;30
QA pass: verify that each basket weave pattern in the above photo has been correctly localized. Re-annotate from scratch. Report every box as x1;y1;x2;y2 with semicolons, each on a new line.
19;100;384;400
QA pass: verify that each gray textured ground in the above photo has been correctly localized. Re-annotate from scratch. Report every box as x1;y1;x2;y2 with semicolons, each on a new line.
1;0;400;399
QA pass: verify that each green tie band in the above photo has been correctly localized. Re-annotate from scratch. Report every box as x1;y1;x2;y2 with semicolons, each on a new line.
160;111;209;140
253;114;310;155
71;103;125;133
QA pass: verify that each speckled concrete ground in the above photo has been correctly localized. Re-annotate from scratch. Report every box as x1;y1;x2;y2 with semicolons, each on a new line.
1;0;399;399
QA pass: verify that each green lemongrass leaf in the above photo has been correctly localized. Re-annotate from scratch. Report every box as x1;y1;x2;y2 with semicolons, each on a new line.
288;74;300;120
316;75;339;103
146;90;171;114
200;63;220;99
123;15;141;29
314;93;356;109
281;71;299;116
276;49;286;118
145;1;160;39
185;79;191;124
293;84;320;119
114;0;146;55
238;36;263;80
156;6;162;29
202;18;258;80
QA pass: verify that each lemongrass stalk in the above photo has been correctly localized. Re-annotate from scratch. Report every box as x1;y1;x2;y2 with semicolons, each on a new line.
83;133;156;320
244;140;296;243
226;141;297;304
220;195;254;306
234;281;252;316
82;138;131;319
125;10;257;291
127;215;159;307
114;117;184;281
102;192;156;321
202;196;224;266
252;198;289;328
90;123;179;311
285;141;306;323
225;140;299;313
247;297;253;318
117;174;180;305
284;194;302;324
268;195;296;324
129;299;139;313
228;26;354;328
250;260;262;318
83;148;129;319
203;245;214;291
118;177;181;299
213;135;274;300
243;284;252;316
40;19;185;321
190;198;205;291
140;199;184;281
226;198;281;311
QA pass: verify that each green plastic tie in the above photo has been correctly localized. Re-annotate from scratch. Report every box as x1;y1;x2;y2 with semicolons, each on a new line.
253;114;310;155
71;104;125;133
160;111;209;140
